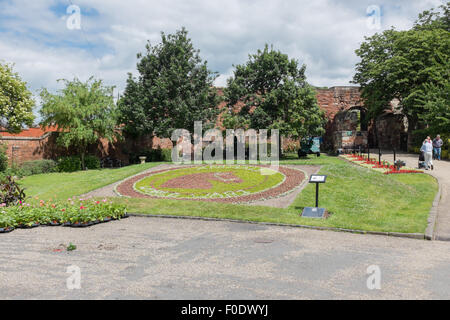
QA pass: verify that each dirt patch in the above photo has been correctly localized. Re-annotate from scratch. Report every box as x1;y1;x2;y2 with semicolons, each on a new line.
160;172;243;189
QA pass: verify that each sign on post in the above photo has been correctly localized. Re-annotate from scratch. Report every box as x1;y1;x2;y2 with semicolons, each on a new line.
301;174;327;218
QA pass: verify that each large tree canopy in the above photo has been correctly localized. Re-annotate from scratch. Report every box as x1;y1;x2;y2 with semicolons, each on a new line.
119;27;220;138
0;62;35;133
40;77;118;169
352;2;450;142
223;45;325;140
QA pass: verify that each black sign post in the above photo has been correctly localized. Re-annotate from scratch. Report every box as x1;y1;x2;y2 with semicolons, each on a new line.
301;174;327;218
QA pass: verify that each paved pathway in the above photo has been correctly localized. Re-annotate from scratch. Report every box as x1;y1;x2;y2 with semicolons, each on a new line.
0;217;449;299
362;150;450;241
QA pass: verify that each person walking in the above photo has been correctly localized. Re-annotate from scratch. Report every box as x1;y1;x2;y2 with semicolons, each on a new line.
421;138;434;170
433;134;443;160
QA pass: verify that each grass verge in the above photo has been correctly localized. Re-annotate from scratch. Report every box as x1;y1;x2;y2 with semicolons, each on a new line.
20;162;162;201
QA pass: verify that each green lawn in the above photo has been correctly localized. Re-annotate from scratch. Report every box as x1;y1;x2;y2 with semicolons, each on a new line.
20;162;163;201
19;155;438;234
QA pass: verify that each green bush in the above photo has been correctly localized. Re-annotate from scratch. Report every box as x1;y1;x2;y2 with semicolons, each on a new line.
20;160;58;176
84;155;100;170
0;144;8;172
57;156;81;172
0;166;23;180
161;148;172;162
57;155;101;172
130;147;172;163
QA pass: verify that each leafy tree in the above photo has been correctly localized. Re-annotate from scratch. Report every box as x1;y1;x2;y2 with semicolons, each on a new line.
352;3;450;145
416;56;450;135
223;45;325;141
414;1;449;31
119;27;220;138
0;62;35;133
40;77;119;170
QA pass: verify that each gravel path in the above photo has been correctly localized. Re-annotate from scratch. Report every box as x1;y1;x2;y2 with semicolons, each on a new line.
79;164;175;199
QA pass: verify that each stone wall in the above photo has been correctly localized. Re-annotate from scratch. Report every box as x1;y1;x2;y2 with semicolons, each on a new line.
333;131;368;150
315;86;366;150
375;113;408;150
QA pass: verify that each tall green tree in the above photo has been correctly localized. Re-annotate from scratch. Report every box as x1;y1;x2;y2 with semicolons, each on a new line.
40;77;119;170
416;55;450;135
353;3;450;145
414;1;450;31
119;27;220;138
223;45;325;140
0;62;35;133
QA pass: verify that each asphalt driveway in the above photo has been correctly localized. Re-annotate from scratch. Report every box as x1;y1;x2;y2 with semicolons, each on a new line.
0;216;449;299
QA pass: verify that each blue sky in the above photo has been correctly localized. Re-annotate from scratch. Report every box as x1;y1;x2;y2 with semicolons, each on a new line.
0;0;444;104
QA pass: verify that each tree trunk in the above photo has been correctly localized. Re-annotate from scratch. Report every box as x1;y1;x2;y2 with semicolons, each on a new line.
80;151;86;171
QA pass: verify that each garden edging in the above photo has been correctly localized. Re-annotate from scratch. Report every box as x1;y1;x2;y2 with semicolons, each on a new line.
128;212;426;240
425;176;442;240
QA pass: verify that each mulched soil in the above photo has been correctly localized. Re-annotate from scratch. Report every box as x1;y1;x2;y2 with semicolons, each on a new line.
116;165;305;204
160;172;243;189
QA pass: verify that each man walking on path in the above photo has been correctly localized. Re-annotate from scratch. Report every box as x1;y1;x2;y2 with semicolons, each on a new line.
421;137;434;170
433;135;443;160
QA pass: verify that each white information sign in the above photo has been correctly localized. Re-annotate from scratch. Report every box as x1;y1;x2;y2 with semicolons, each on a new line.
309;174;327;183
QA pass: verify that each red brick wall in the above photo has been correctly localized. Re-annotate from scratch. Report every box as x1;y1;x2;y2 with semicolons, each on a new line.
315;86;365;149
0;133;72;165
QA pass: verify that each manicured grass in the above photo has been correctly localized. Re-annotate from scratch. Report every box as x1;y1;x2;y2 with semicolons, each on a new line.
134;165;284;198
20;162;162;201
18;155;438;233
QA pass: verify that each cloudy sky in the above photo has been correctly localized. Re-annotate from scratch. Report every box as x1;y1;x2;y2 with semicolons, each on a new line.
0;0;444;104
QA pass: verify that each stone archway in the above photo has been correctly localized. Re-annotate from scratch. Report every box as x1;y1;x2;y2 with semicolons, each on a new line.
331;106;368;150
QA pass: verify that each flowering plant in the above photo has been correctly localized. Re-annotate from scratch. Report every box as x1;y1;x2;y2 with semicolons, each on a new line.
0;197;127;232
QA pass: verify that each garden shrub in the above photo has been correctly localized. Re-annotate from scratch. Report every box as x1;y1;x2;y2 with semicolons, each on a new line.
20;160;58;176
84;155;100;170
161;148;172;162
130;147;172;163
0;166;23;180
57;156;81;172
58;155;101;172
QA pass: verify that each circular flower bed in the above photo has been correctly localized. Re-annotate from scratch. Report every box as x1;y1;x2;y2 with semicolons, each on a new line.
116;165;306;203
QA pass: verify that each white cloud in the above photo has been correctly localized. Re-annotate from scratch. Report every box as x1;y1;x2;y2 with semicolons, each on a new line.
0;0;445;111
